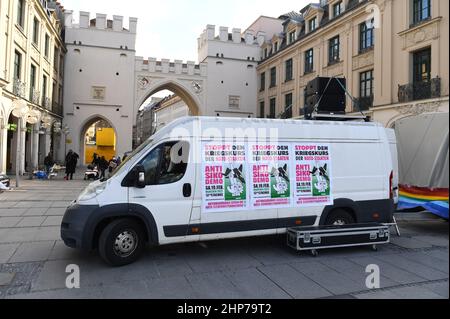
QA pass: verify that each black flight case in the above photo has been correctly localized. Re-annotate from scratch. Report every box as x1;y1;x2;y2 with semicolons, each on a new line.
287;223;391;256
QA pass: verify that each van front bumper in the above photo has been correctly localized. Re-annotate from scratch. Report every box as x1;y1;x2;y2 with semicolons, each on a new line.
61;203;99;250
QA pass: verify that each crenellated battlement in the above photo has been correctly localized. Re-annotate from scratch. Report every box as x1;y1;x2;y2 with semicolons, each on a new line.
64;11;138;34
135;57;207;77
197;25;265;49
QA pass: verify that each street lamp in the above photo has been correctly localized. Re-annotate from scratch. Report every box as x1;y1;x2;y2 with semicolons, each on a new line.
11;99;30;188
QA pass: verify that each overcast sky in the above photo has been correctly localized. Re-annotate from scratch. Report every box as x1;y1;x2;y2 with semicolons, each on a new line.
61;0;309;62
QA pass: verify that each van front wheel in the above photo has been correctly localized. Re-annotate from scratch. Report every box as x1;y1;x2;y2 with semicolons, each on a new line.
99;219;145;267
325;209;356;226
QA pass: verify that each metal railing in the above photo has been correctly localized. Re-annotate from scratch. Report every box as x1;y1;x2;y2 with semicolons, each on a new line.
398;77;441;103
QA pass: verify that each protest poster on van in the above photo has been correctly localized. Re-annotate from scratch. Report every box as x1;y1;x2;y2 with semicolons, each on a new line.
202;142;248;213
249;143;292;209
293;143;333;207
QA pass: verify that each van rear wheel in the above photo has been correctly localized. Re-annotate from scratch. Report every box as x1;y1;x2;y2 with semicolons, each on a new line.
325;209;356;226
99;219;145;267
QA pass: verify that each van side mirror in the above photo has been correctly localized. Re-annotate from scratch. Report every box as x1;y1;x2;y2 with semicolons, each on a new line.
133;164;146;189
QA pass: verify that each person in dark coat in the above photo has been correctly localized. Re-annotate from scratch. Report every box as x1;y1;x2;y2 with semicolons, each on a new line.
99;156;109;180
44;152;54;177
65;150;80;180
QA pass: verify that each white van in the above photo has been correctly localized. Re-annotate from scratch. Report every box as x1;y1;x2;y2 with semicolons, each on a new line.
61;117;397;266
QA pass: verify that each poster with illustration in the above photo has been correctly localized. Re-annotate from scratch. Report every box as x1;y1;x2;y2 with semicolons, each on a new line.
202;142;248;213
293;143;332;207
249;143;292;209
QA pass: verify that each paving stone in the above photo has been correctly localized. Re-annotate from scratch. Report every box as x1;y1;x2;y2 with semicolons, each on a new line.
258;263;332;299
33;226;61;241
319;257;398;289
0;228;39;244
153;256;194;278
414;236;449;247
23;208;48;216
32;259;75;292
0;272;16;286
355;285;446;299
0;244;20;263
185;271;242;299
420;281;449;298
390;236;433;249
9;241;55;263
41;216;63;227
48;241;86;261
223;268;291;299
0;208;27;217
141;276;198;299
375;254;448;281
45;208;67;216
16;217;46;227
423;249;449;263
0;217;22;228
348;256;427;285
99;280;154;299
400;252;449;274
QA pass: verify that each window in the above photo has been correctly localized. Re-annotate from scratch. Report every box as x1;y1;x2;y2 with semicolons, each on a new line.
259;101;265;118
59;54;64;76
413;48;431;83
44;34;50;57
270;67;276;87
285;93;293;118
333;1;343;17
329;36;340;64
32;17;39;45
264;48;268;58
137;141;189;186
42;75;48;105
285;59;293;82
413;0;431;25
360;19;374;52
58;85;63;105
289;31;296;44
269;98;276;118
308;17;317;32
260;72;266;91
29;64;36;100
305;48;314;74
53;46;59;71
14;51;22;80
360;70;374;97
273;42;278;52
17;0;25;27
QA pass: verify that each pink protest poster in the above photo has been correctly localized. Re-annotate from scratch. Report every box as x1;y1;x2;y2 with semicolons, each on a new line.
293;143;333;207
249;143;293;210
201;142;249;213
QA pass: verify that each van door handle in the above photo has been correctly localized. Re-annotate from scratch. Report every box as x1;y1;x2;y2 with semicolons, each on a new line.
183;183;192;198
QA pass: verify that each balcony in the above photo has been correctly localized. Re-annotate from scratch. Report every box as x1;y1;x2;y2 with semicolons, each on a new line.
43;97;51;109
13;79;26;98
354;96;373;111
31;89;41;105
398;77;441;103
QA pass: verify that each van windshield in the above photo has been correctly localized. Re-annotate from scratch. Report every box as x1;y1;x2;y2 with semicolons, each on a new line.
103;139;153;181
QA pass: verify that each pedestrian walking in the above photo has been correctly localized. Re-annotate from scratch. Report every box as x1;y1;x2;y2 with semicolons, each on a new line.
99;156;108;179
65;150;80;180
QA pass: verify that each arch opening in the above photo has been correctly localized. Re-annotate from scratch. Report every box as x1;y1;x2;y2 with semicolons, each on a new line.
80;116;117;166
135;81;201;148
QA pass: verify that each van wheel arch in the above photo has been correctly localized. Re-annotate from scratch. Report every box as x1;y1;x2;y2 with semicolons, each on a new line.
319;199;359;225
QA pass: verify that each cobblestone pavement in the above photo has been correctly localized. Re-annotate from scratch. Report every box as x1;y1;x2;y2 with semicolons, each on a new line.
0;174;448;299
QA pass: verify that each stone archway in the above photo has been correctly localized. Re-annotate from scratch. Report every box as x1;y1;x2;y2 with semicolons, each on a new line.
136;79;203;117
79;115;117;165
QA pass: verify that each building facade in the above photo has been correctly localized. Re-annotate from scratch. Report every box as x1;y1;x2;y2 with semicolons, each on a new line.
256;0;449;126
61;11;137;164
0;0;66;174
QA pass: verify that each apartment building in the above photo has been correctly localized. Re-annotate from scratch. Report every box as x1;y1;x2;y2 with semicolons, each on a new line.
0;0;66;174
256;0;449;127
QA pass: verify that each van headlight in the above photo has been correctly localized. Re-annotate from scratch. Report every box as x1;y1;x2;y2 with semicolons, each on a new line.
78;182;107;202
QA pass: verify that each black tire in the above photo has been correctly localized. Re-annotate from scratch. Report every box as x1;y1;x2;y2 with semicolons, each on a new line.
99;219;146;267
325;209;356;226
